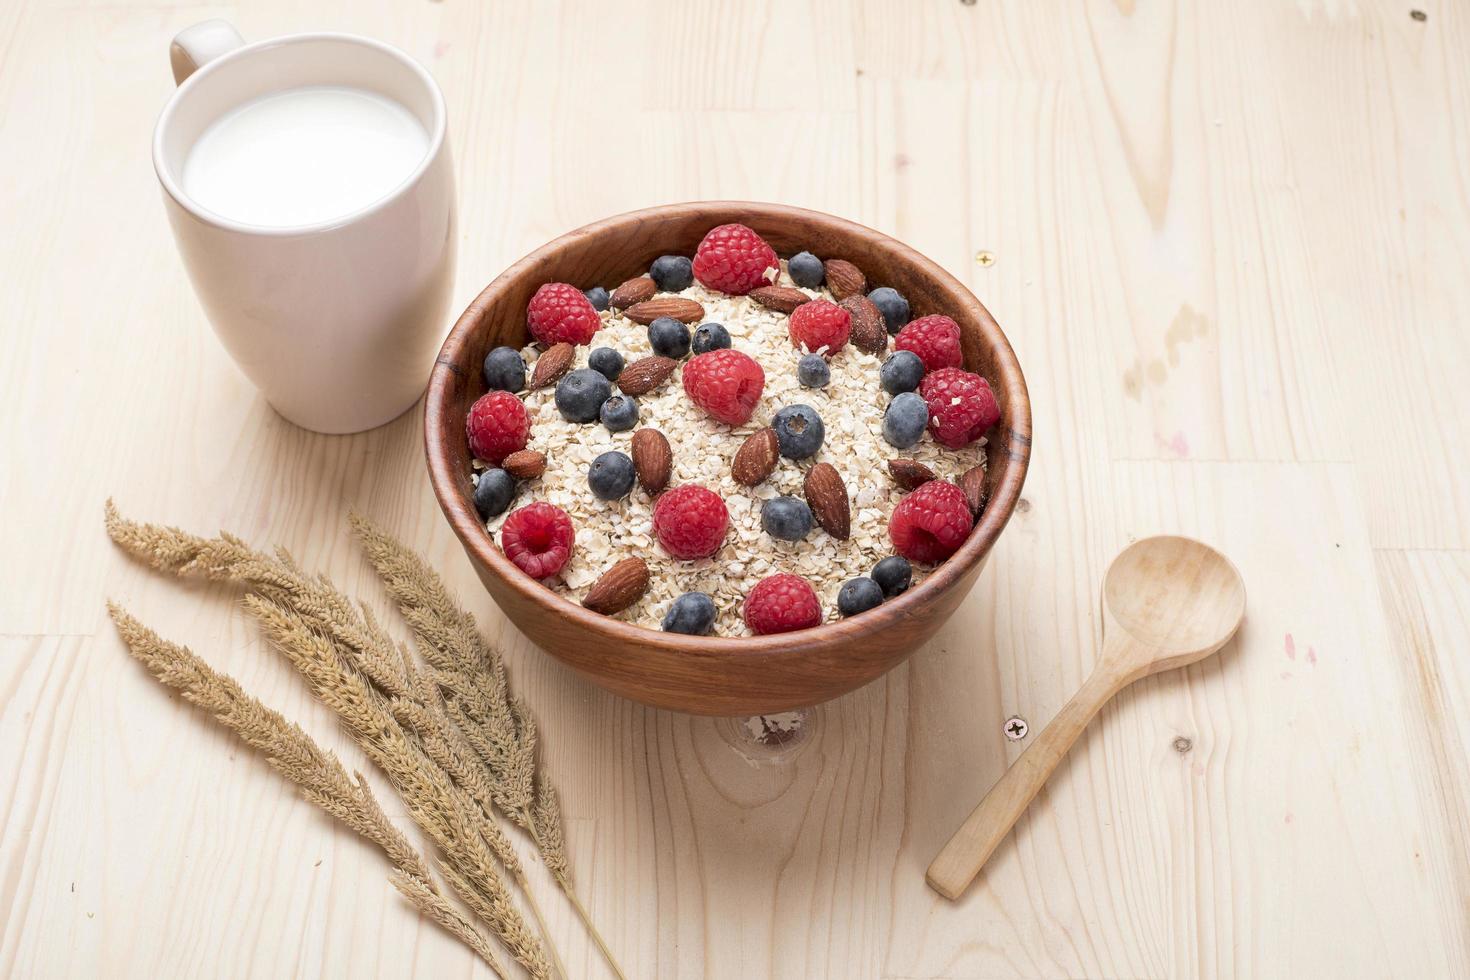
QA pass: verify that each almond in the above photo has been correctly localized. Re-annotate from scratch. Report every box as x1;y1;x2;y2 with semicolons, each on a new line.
803;462;850;540
823;259;866;300
582;557;650;615
732;428;779;486
501;450;547;480
959;464;987;516
887;458;936;491
749;285;812;314
609;276;656;309
529;342;574;389
841;295;887;355
616;355;678;396
630;428;672;494
624;297;704;325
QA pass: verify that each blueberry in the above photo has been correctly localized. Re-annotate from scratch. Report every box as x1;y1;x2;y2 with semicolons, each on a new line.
880;350;925;394
788;251;825;288
583;286;610;311
588;346;625;381
882;392;929;448
587;451;636;500
473;469;516;519
650;255;694;291
554;368;612;423
871;556;913;598
482;346;526;393
761;496;814;541
837;577;884;616
691;321;732;354
661;591;717;635
868;287;912;333
648;316;692;358
599;394;639;432
798;354;830;388
771;404;825;459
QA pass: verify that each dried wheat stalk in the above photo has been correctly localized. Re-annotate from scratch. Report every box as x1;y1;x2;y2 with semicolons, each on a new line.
106;603;509;978
105;504;555;979
348;518;563;874
348;517;621;979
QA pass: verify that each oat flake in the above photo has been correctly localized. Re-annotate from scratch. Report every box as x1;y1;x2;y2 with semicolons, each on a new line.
476;264;987;637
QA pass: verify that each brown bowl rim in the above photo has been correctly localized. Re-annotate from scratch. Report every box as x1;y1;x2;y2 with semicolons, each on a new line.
424;201;1031;667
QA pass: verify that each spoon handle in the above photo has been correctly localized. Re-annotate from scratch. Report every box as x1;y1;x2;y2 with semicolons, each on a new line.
926;659;1128;900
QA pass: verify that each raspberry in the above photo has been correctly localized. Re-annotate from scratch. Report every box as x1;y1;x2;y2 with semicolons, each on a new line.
918;367;1001;448
692;223;779;295
681;349;765;426
895;314;963;372
500;502;574;579
787;299;852;355
526;282;601;346
652;485;729;560
742;573;822;635
465;390;530;464
888;480;974;564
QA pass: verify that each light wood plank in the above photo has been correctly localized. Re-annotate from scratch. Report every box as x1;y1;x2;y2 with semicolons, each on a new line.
3;0;1470;977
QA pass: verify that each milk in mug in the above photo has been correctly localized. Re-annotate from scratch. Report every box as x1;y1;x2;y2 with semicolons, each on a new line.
181;85;429;227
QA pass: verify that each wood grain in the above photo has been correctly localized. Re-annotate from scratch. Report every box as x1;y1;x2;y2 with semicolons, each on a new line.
3;1;1470;977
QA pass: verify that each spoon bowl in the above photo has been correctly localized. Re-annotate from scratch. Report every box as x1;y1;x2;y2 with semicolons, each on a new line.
1102;535;1247;675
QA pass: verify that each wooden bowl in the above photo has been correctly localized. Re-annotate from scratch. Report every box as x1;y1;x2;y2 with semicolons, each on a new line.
425;202;1031;715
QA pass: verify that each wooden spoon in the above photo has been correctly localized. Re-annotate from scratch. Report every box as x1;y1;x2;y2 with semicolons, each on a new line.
926;535;1246;901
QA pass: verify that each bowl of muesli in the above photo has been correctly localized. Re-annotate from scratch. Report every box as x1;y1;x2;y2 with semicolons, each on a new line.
425;202;1030;715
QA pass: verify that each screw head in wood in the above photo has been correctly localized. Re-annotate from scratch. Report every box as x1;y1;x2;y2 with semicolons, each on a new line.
1003;716;1028;740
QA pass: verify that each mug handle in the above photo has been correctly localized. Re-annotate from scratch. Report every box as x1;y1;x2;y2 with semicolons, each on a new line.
169;20;245;85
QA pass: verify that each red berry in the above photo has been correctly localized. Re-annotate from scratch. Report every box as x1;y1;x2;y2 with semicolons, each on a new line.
682;348;765;426
526;282;601;346
652;485;729;560
500;502;574;579
466;390;530;464
743;573;822;635
895;314;963;372
888;480;974;564
918;367;1000;448
787;299;852;355
692;223;779;295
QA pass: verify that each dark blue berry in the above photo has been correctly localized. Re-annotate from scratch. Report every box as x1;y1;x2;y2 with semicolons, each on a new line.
882;392;928;448
587;451;636;500
837;577;884;616
583;286;610;311
648;316;692;358
473;469;516;519
554;368;612;423
482;346;526;393
650;255;694;291
588;347;625;381
691;321;731;354
798;353;830;388
599;394;639;432
761;496;814;541
661;591;717;635
880;350;925;394
871;556;912;598
772;404;825;459
788;251;824;288
868;287;911;333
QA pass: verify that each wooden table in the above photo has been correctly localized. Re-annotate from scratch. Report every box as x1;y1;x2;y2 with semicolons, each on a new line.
4;2;1468;976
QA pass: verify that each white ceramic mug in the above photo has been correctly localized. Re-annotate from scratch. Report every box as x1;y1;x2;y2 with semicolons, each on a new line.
153;21;456;434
